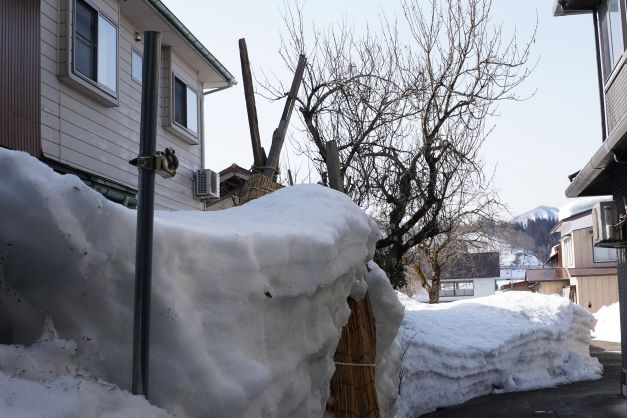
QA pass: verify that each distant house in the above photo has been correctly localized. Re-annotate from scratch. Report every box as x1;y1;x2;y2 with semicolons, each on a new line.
0;0;236;210
525;201;618;313
407;252;500;302
205;164;253;211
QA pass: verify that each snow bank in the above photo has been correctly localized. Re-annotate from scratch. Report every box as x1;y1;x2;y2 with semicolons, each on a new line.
592;302;621;343
0;317;174;418
0;149;401;417
396;292;602;417
365;262;405;417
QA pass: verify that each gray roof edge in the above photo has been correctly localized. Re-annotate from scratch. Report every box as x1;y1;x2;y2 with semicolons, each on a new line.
145;0;237;87
552;0;597;16
565;116;627;197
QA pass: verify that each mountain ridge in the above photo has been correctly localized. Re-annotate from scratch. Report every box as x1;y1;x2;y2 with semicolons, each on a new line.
513;205;559;226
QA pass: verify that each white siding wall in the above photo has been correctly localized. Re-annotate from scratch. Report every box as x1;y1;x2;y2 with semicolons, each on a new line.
41;0;205;210
473;277;497;297
410;276;498;302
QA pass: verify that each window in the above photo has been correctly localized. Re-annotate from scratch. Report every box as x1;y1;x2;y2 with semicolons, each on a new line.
440;282;455;297
563;236;574;266
131;50;142;84
73;0;117;94
172;75;198;135
599;0;625;80
455;281;474;297
440;281;474;297
593;239;618;262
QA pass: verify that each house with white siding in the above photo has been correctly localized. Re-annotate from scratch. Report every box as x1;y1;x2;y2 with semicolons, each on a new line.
1;0;235;210
411;252;500;302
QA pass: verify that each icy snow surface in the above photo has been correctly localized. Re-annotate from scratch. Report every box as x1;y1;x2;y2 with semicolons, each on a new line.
592;302;621;343
0;149;402;417
396;292;602;417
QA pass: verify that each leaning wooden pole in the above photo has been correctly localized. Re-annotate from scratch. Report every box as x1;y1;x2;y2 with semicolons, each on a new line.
325;141;380;418
238;38;265;169
263;54;306;178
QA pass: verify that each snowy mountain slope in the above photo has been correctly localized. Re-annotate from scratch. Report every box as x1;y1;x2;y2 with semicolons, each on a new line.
513;205;559;226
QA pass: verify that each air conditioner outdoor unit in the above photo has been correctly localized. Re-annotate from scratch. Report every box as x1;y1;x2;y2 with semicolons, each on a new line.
592;201;624;247
194;169;220;199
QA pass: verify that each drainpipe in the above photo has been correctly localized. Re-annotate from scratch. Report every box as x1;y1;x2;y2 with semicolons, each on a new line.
592;9;608;142
132;31;161;399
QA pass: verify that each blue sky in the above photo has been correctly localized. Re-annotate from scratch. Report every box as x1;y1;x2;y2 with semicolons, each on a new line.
162;0;601;217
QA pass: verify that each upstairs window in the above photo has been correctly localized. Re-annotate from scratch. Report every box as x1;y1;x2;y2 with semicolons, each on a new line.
599;0;625;80
173;76;198;135
593;239;618;262
563;236;574;266
131;50;142;84
73;0;118;95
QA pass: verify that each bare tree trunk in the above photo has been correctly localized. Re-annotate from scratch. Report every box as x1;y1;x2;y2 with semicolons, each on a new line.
428;277;440;304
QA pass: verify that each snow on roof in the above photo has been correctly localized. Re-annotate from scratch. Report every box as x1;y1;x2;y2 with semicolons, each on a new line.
558;196;613;221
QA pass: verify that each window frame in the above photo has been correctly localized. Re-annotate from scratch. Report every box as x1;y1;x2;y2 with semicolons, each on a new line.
599;0;627;82
440;281;474;297
455;281;474;297
440;282;455;297
563;235;574;267
131;49;143;85
71;0;119;99
171;73;200;139
592;237;618;262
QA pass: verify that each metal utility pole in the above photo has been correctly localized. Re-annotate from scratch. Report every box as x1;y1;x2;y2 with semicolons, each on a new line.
132;31;161;398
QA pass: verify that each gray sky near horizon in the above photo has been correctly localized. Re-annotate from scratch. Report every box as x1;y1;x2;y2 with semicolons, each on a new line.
162;0;602;218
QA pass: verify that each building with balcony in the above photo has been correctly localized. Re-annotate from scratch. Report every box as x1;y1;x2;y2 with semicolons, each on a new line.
0;0;235;210
553;0;627;396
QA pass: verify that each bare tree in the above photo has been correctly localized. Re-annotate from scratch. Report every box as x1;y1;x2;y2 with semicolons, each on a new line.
268;0;535;288
405;184;503;303
263;3;413;205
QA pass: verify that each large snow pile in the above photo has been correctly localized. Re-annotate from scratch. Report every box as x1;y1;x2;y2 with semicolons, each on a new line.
396;292;602;417
592;302;621;343
0;149;402;417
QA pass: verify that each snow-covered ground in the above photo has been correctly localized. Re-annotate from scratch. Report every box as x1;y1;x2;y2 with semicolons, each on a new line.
396;292;602;417
0;149;402;418
592;302;621;343
0;317;175;418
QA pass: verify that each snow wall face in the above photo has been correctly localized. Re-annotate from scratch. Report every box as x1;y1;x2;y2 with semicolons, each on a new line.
0;149;403;417
395;292;602;418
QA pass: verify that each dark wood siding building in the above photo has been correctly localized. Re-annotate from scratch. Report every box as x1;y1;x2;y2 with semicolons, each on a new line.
0;0;41;156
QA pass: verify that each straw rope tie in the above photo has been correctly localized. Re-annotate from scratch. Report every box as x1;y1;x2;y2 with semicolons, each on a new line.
334;361;376;368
